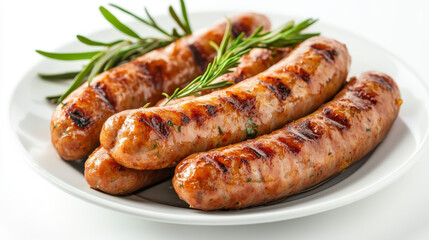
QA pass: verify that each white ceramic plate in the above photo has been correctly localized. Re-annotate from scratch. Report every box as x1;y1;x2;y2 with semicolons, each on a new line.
9;11;429;225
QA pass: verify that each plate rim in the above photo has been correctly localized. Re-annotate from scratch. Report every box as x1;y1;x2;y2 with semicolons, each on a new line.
8;10;429;225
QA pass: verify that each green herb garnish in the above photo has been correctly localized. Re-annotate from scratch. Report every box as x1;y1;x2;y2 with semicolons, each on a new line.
218;126;223;135
167;119;174;126
246;119;258;138
140;102;151;109
162;18;319;104
38;0;192;105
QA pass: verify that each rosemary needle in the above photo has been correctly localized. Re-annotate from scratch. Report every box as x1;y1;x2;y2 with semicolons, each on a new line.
162;18;319;104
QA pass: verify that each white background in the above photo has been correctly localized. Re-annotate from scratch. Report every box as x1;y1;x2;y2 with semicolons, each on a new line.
1;0;429;239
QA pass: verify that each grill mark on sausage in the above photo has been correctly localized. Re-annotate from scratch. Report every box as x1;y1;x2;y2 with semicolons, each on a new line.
239;157;251;172
204;155;228;173
92;82;115;110
258;78;291;101
180;112;191;125
254;143;275;159
231;21;251;38
310;43;339;63
188;42;209;71
243;143;274;160
291;120;321;141
234;72;246;83
352;88;377;104
223;93;256;116
243;144;264;158
367;73;394;91
190;108;205;126
283;65;311;83
135;62;164;90
66;105;91;128
203;104;218;116
347;89;377;110
277;135;302;154
322;107;350;130
138;113;170;138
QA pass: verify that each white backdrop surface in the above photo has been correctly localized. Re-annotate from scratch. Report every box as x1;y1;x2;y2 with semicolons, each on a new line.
1;0;428;239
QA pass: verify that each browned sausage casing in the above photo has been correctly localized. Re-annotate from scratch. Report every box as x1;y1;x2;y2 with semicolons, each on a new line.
85;47;291;195
50;13;271;160
155;47;291;107
84;147;173;195
100;36;351;170
173;71;402;210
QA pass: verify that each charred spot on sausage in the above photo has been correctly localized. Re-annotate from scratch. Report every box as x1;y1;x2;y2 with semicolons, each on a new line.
244;144;264;158
243;143;274;160
310;43;338;63
277;135;302;155
283;65;311;83
234;72;246;83
223;93;256;116
188;42;209;71
322;107;350;130
255;143;275;159
259;79;291;101
240;158;248;164
135;62;164;90
190;109;206;126
138;113;170;138
66;106;91;128
204;155;228;173
368;73;394;91
93;82;115;110
203;104;218;116
231;21;251;38
180;112;191;125
347;89;377;110
291;120;321;141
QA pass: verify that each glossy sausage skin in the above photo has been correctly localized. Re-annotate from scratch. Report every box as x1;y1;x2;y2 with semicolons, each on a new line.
84;147;174;195
173;71;402;210
155;47;291;107
101;36;351;170
51;13;271;160
85;48;290;195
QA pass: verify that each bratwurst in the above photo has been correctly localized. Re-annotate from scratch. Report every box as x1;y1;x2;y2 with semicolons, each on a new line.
85;47;291;195
155;47;291;107
84;147;173;195
173;71;402;210
51;13;271;160
100;36;351;170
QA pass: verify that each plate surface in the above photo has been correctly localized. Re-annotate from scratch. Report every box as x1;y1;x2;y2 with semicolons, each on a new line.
9;11;429;225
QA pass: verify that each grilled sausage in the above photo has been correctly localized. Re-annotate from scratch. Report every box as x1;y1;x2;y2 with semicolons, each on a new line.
100;36;351;170
155;48;292;107
84;147;173;195
173;71;402;210
85;47;291;195
155;47;292;107
51;13;271;160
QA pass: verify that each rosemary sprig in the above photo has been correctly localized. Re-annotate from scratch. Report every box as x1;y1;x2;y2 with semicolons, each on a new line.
162;18;319;104
37;0;192;104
